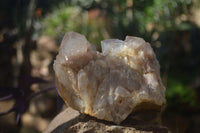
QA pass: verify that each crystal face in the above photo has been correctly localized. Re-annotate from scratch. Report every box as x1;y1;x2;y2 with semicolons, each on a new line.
53;31;166;124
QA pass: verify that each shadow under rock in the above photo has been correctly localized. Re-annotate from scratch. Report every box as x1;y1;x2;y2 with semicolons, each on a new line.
49;108;168;133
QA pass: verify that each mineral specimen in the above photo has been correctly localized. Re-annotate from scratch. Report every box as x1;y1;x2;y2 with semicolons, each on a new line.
53;31;166;124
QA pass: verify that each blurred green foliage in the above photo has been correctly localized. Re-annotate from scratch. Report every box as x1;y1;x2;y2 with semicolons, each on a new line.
166;76;196;108
39;4;109;45
38;0;199;109
39;0;193;41
142;0;192;30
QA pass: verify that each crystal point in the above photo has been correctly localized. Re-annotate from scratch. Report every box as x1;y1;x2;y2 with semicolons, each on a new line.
54;31;166;124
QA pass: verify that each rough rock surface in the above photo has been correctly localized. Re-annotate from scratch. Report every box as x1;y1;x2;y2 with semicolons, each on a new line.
44;108;168;133
53;31;166;124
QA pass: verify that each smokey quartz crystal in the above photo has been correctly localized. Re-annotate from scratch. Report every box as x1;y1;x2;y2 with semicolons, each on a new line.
53;31;166;124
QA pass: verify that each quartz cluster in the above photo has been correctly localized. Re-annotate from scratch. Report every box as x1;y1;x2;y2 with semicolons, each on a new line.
53;31;166;124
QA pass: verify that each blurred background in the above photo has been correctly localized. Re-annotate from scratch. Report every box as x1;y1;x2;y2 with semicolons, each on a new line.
0;0;200;132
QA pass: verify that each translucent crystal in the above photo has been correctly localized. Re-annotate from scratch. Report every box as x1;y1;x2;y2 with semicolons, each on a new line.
53;31;166;124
